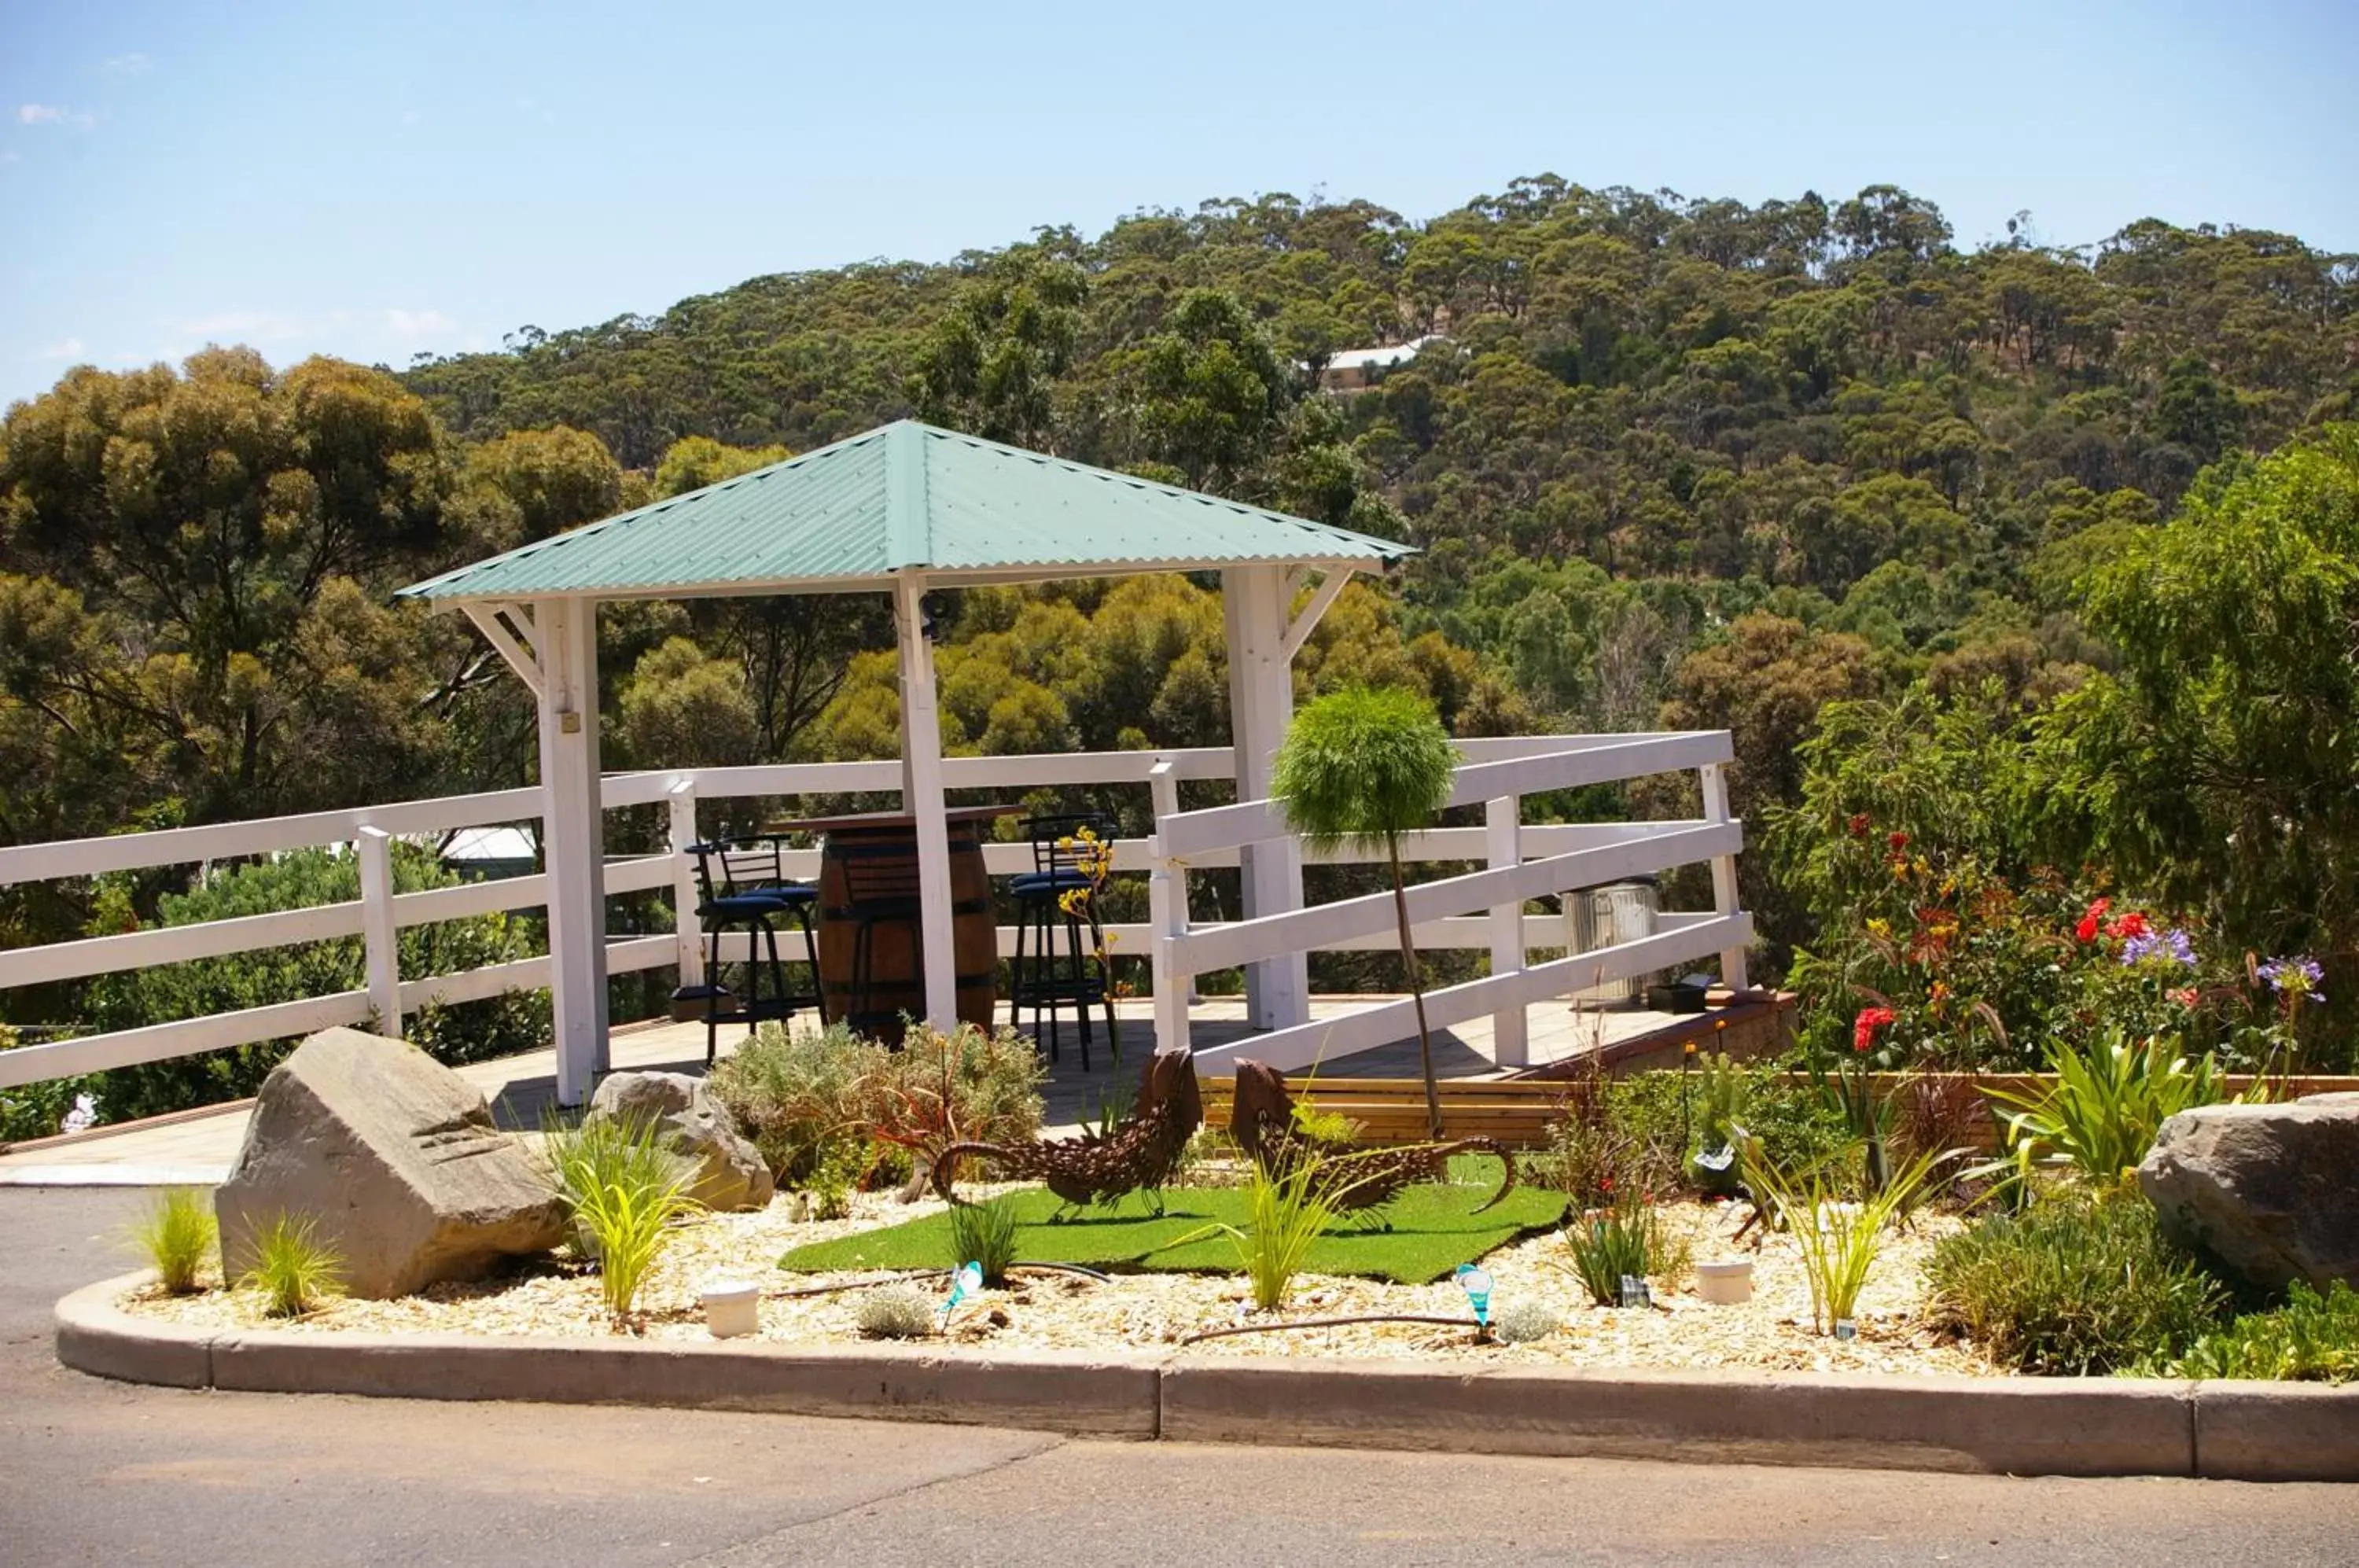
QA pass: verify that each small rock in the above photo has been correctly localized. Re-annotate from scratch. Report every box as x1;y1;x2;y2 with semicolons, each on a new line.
586;1072;774;1213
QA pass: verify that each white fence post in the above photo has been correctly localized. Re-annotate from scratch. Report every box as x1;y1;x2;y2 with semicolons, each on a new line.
1485;794;1528;1068
1147;758;1192;1054
667;778;705;990
1698;762;1750;993
355;826;403;1038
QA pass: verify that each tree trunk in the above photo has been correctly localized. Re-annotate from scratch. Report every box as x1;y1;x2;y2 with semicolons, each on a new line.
1387;834;1443;1139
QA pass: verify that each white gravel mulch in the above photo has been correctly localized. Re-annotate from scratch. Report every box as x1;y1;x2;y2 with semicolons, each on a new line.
124;1183;1998;1377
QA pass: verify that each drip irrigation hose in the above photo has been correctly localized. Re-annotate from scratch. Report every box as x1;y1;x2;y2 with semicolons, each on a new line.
1180;1313;1489;1345
1011;1261;1113;1282
768;1261;1110;1299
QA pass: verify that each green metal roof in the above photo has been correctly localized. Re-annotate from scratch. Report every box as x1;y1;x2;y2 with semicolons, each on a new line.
398;420;1412;604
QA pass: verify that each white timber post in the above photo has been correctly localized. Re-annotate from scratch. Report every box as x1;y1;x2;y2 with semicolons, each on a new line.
355;826;403;1039
667;778;705;990
1146;756;1191;1054
1222;562;1308;1030
536;595;609;1106
894;572;959;1032
1485;794;1529;1068
1698;760;1750;994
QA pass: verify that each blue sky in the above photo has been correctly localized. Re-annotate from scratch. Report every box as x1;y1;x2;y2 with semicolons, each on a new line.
2;0;2353;411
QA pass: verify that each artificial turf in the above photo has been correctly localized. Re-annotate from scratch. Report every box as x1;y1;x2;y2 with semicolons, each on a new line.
776;1167;1569;1286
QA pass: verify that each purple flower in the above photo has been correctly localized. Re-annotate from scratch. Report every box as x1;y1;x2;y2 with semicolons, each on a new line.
2120;927;2196;969
2258;955;2325;1004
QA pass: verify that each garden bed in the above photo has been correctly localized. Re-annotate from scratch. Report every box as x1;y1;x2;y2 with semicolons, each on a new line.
120;1180;1991;1376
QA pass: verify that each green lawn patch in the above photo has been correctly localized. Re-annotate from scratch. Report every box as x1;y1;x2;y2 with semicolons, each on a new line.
778;1171;1568;1286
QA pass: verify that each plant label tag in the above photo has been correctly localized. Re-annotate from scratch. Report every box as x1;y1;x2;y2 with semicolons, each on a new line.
1835;1318;1858;1341
1619;1275;1651;1309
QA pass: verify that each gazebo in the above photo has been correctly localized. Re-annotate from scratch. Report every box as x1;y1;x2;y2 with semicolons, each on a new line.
399;420;1413;1104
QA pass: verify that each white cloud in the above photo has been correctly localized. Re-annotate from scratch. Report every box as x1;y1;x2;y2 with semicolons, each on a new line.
33;337;86;361
103;53;153;74
18;103;97;129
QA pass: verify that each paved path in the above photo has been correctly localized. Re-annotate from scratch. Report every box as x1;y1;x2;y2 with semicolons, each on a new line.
6;1187;2353;1566
2;997;1681;1186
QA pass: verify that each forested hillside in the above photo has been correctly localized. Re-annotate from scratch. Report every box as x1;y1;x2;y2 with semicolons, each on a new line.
5;175;2356;1072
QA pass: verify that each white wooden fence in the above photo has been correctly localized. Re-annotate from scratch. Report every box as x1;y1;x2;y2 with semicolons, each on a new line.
1151;732;1752;1071
0;734;1746;1090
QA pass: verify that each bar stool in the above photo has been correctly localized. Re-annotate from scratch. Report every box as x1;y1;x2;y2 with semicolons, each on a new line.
1007;812;1117;1069
681;836;823;1065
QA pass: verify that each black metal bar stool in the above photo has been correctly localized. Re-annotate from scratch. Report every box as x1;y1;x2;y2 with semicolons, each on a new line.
836;837;926;1041
1007;812;1116;1069
679;835;823;1065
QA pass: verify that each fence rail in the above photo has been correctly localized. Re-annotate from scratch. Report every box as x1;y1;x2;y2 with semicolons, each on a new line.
0;732;1748;1091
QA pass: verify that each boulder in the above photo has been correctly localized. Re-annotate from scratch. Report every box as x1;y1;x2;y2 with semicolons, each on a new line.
584;1070;773;1213
215;1028;566;1298
2137;1093;2359;1292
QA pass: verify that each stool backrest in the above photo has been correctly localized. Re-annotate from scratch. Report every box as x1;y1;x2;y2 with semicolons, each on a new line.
839;840;923;907
690;837;787;903
1023;812;1117;878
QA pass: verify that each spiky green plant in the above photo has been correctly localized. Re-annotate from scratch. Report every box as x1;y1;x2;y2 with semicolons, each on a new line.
1982;1029;2234;1193
128;1187;218;1294
1561;1191;1661;1306
546;1113;699;1321
946;1192;1021;1286
1155;1147;1375;1312
237;1213;344;1318
1270;686;1459;1138
1743;1139;1942;1334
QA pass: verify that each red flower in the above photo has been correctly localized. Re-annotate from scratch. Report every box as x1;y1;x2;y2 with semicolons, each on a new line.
2107;910;2152;941
1852;1007;1897;1053
2168;987;2200;1008
2074;897;2112;944
1886;830;1911;852
1847;813;1871;838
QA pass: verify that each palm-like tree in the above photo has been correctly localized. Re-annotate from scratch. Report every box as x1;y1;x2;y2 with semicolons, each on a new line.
1270;686;1459;1138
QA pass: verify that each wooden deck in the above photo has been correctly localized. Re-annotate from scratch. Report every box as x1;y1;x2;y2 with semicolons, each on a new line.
0;993;1781;1186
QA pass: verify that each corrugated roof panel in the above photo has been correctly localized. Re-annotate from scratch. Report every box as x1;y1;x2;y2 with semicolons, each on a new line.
399;421;1410;603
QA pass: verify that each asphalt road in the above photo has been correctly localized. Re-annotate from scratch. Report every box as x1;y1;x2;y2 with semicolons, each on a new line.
5;1186;2353;1566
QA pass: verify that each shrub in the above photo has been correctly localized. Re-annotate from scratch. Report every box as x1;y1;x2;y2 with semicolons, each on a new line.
946;1193;1021;1286
2147;1283;2359;1382
708;1019;1043;1186
1925;1194;2232;1374
79;845;547;1124
856;1284;937;1339
1537;1063;1852;1202
1562;1192;1661;1306
128;1187;217;1294
547;1113;699;1320
1492;1297;1560;1345
236;1213;345;1317
1744;1139;1942;1334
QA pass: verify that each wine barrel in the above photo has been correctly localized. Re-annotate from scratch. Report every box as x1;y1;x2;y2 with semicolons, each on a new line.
815;819;997;1039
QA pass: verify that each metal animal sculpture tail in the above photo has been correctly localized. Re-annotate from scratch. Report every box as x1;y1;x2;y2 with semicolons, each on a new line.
1227;1058;1517;1214
931;1045;1202;1208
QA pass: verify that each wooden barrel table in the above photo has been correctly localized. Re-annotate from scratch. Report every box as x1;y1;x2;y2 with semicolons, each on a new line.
771;806;1010;1040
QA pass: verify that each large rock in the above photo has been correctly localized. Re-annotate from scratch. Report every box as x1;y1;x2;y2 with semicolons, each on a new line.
584;1070;773;1213
216;1028;566;1298
2138;1092;2359;1291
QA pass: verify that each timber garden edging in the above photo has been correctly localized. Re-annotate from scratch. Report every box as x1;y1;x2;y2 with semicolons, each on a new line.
56;1272;2359;1482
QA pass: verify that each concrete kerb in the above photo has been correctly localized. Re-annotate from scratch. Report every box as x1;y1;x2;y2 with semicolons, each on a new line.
57;1272;2359;1480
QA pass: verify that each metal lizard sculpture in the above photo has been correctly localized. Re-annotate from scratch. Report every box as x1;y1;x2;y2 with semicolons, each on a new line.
931;1045;1203;1209
1227;1058;1518;1214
